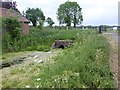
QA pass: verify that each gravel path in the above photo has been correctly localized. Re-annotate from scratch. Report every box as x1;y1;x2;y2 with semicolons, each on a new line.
1;50;61;68
103;31;118;88
103;32;120;43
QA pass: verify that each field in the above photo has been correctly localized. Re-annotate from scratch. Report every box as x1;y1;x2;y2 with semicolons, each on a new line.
2;28;115;88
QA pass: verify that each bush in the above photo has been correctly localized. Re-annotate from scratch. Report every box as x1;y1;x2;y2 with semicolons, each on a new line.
2;17;21;31
2;17;22;40
2;28;83;53
2;33;13;52
2;17;22;53
11;27;22;41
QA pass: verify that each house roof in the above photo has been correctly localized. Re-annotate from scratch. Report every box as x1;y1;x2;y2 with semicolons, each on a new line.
0;8;30;23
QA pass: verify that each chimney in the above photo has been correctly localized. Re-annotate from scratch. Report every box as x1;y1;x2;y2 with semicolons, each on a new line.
1;0;12;9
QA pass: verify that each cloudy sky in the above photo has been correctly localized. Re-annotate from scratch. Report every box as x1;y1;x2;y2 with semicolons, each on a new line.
6;0;120;26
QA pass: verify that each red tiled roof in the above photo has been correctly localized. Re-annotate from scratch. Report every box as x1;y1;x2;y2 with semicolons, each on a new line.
0;8;30;23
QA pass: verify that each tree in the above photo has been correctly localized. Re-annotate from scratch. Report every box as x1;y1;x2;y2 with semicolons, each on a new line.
25;8;45;26
38;18;44;29
57;1;83;28
46;17;54;27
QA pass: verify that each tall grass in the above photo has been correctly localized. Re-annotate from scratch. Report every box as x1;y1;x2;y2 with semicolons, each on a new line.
35;31;114;88
2;27;82;54
6;30;114;88
2;29;114;88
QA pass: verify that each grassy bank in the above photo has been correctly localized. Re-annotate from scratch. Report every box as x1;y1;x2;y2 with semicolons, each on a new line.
2;27;82;53
2;29;115;88
34;30;114;88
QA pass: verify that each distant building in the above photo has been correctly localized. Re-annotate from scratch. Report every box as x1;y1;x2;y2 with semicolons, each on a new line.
0;1;30;34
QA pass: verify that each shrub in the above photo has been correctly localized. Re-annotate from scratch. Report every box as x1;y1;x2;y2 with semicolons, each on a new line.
2;17;22;53
11;27;22;41
2;28;83;53
2;17;21;31
2;17;22;40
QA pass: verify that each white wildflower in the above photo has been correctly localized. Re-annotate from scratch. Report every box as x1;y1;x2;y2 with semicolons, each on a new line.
36;85;39;88
54;79;57;82
25;85;30;88
52;86;55;88
82;85;86;88
74;73;79;76
36;78;41;81
29;68;32;70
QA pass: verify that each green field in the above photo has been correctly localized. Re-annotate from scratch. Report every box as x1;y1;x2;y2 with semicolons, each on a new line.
2;28;115;88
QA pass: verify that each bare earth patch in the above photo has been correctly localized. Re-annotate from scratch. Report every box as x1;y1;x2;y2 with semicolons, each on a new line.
1;49;62;88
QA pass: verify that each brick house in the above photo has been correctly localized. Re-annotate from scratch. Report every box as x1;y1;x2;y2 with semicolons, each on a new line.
0;1;30;34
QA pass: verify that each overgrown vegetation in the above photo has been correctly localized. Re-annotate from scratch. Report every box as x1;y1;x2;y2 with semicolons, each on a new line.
2;27;82;54
1;0;115;88
2;29;115;88
31;30;114;88
2;17;22;53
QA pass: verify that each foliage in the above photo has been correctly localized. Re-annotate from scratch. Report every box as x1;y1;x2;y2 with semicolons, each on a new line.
25;8;45;26
46;17;54;27
2;28;81;53
30;31;114;88
2;17;21;31
2;30;114;88
2;17;22;40
38;18;44;30
57;1;83;27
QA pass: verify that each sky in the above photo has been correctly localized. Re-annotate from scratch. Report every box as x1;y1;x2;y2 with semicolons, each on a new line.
3;0;120;26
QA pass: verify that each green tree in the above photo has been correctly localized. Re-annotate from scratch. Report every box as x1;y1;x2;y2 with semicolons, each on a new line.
38;18;44;29
46;17;54;27
57;1;83;28
25;8;45;26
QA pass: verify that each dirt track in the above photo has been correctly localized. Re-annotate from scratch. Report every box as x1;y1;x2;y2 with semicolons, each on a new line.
103;31;118;88
1;49;62;88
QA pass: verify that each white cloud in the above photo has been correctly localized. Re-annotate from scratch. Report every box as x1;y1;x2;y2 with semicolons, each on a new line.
15;0;119;26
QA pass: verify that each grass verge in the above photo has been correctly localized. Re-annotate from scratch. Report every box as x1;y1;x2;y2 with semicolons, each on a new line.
35;31;114;88
2;30;115;88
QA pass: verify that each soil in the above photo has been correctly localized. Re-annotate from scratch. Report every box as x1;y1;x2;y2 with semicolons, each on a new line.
0;49;62;88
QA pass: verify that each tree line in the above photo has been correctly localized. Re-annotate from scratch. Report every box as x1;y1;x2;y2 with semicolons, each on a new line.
23;1;83;28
